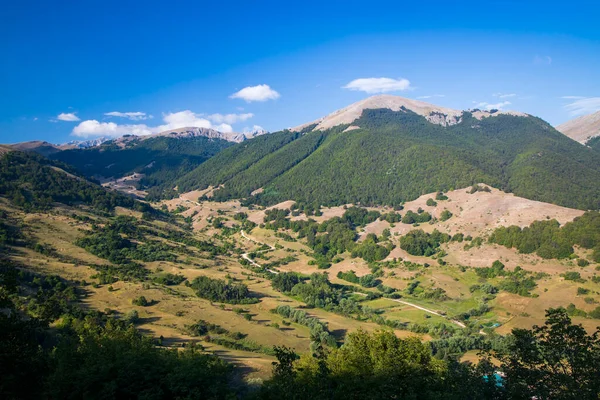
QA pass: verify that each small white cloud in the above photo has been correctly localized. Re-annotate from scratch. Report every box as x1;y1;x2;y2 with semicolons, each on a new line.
105;111;149;121
342;77;411;94
230;84;280;102
493;93;517;99
563;97;600;117
417;94;445;99
57;112;80;122
474;101;512;111
33;117;38;121
207;113;254;124
561;96;585;100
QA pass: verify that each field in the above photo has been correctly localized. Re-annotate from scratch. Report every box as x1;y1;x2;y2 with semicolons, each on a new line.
5;184;600;381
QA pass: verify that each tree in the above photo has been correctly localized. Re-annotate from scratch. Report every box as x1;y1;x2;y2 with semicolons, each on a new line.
495;308;600;399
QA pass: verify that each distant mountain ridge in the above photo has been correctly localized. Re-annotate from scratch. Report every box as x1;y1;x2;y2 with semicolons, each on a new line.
144;126;268;143
5;126;268;156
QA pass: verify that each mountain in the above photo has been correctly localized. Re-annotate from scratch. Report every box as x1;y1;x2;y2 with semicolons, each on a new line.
557;110;600;149
50;134;234;192
9;140;63;157
61;137;111;149
147;126;268;143
0;150;149;212
292;94;527;131
160;95;600;210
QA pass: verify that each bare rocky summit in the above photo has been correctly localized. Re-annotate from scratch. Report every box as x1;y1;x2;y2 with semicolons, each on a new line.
293;94;528;132
557;110;600;144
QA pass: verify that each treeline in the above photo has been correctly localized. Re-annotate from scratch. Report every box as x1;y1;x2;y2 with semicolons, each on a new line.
273;305;337;349
489;211;600;261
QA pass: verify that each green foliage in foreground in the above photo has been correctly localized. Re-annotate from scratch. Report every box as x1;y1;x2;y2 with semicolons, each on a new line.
3;255;600;399
259;308;600;400
0;259;235;400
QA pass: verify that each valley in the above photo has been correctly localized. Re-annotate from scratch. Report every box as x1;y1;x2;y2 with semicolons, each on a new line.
3;95;600;398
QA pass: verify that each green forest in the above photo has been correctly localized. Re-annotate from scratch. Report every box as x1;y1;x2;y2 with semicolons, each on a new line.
0;151;150;213
51;135;232;191
159;109;600;210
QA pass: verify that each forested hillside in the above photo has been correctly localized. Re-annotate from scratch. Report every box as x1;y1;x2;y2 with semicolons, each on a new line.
0;151;151;212
161;108;600;210
51;135;232;190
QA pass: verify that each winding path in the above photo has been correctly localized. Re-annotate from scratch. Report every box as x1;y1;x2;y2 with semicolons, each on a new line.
240;230;279;274
354;292;466;329
240;230;472;330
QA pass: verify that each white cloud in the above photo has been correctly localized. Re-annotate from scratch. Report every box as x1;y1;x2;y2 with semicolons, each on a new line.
417;94;445;99
474;101;511;111
230;84;280;102
105;111;149;121
207;113;254;124
561;96;585;100
72;120;152;137
155;110;217;132
72;109;245;137
564;97;600;117
33;117;38;121
57;112;80;122
243;125;266;134
342;77;411;94
493;93;516;99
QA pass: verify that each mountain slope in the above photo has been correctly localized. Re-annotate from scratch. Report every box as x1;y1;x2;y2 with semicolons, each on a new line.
10;141;62;157
557;110;600;144
0;150;148;212
51;135;233;191
166;96;600;210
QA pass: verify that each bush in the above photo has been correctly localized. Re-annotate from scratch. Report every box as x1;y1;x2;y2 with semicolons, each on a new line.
577;287;590;295
132;296;150;306
577;259;590;267
124;310;140;323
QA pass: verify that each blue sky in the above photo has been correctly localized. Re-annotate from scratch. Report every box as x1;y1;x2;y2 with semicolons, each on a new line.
1;0;600;144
